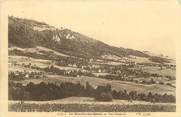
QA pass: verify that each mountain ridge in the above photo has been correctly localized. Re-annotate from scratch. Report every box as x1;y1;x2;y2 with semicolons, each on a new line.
9;16;172;63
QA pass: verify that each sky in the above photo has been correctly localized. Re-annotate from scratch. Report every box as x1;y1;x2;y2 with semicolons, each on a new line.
3;0;181;58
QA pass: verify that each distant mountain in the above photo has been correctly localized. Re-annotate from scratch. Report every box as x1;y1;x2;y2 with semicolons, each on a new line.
8;16;152;59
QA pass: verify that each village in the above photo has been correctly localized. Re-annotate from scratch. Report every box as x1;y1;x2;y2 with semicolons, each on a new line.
8;52;176;88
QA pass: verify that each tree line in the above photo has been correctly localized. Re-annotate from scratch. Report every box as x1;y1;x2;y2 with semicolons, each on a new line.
9;81;175;103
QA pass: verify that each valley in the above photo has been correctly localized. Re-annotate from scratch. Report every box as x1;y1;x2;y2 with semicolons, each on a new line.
8;16;176;112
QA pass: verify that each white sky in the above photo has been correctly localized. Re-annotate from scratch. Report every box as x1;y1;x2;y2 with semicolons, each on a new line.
4;0;181;58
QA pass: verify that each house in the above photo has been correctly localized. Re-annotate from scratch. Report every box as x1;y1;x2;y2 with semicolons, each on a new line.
98;69;102;73
25;74;29;78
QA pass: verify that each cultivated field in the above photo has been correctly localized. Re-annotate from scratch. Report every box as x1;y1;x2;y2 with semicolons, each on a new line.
9;97;176;112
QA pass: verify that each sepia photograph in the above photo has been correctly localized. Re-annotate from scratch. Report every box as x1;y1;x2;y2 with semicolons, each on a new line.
1;0;181;115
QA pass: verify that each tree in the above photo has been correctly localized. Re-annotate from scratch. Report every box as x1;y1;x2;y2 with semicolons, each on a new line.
147;92;153;102
94;84;113;101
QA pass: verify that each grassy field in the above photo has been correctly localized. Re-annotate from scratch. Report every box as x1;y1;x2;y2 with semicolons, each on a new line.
9;97;176;112
142;66;176;77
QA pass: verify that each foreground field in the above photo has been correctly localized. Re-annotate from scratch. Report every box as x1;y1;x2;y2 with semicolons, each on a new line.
9;97;176;112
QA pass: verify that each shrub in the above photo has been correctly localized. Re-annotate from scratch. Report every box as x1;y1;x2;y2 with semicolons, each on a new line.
159;81;164;85
166;83;172;87
94;92;113;101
